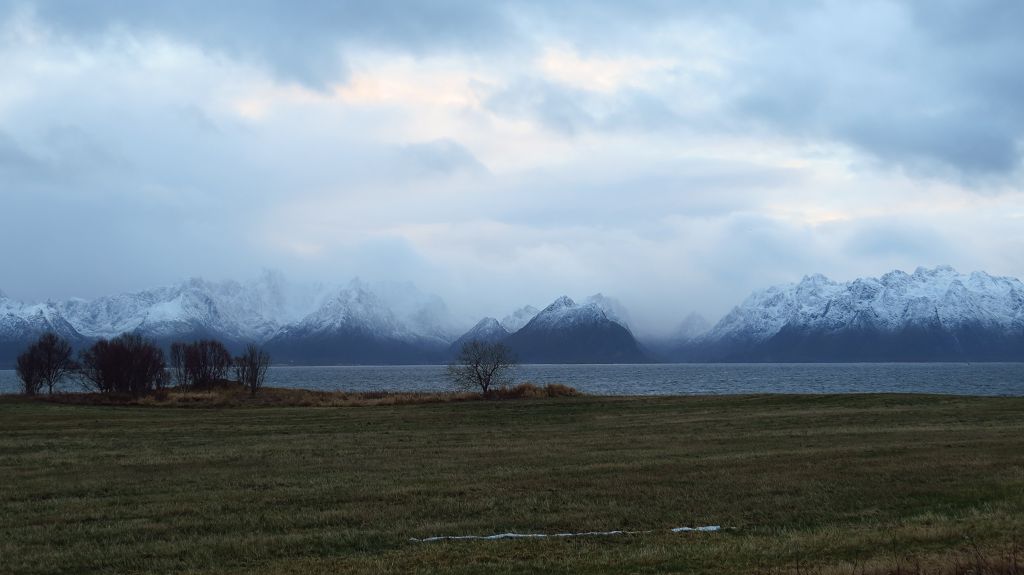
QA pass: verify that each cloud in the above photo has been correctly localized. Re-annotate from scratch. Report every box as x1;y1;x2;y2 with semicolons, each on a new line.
843;219;954;260
728;1;1024;180
396;139;487;178
0;130;40;175
8;1;1023;177
4;0;516;88
2;1;1024;336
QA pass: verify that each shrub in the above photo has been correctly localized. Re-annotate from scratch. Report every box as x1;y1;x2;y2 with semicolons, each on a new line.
542;383;580;397
492;382;581;399
78;333;167;396
234;343;270;396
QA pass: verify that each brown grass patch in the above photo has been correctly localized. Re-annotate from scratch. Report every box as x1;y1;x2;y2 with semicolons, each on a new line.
36;381;581;408
490;382;581;399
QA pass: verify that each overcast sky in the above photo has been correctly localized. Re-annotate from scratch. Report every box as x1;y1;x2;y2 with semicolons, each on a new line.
2;0;1023;335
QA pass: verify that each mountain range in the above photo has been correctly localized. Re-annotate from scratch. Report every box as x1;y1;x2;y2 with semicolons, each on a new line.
2;266;1023;366
667;266;1024;362
0;272;641;366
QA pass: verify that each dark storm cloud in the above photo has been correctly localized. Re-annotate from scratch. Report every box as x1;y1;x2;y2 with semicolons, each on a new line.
728;1;1024;179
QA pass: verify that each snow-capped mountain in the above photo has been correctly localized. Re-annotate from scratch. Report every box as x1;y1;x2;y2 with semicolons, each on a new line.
500;305;539;332
0;295;86;364
520;296;606;330
449;317;510;354
263;279;454;364
679;266;1024;361
52;271;330;346
503;296;647;363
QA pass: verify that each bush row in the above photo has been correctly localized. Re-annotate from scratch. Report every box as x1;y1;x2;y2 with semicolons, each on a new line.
15;333;270;397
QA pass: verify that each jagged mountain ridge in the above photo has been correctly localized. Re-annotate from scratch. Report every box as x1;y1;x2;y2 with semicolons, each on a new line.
0;274;459;366
6;266;1024;366
676;266;1024;361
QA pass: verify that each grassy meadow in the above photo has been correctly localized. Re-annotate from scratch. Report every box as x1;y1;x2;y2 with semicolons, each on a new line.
1;393;1023;574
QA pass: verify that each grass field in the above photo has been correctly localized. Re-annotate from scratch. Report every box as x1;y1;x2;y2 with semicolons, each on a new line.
1;393;1023;574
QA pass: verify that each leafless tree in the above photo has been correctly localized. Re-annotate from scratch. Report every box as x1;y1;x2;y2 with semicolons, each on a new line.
235;343;270;395
15;333;76;395
169;342;188;388
447;340;517;395
78;333;167;396
16;349;43;396
170;340;232;389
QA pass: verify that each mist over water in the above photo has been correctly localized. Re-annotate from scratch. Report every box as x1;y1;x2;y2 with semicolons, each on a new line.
3;363;1023;396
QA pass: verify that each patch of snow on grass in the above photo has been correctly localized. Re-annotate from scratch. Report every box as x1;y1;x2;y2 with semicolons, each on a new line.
411;525;722;542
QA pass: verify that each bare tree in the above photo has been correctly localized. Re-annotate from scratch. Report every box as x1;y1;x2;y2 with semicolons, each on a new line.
78;333;167;396
447;340;517;396
15;333;76;395
16;349;43;396
170;340;233;389
235;344;270;395
169;342;188;388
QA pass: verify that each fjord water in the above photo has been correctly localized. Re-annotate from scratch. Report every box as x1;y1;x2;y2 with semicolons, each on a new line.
2;363;1023;396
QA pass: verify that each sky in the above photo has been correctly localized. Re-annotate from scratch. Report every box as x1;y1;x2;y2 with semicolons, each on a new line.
1;0;1023;336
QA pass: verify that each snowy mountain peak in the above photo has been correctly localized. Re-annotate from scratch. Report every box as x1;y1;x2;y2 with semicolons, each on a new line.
526;296;615;332
450;317;510;350
472;317;503;331
505;296;646;363
284;284;403;343
545;296;576;312
501;305;539;333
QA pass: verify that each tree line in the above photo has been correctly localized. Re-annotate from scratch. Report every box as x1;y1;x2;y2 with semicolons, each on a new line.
15;333;270;397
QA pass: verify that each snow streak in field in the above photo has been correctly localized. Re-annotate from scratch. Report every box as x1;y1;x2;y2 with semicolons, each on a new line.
410;525;721;542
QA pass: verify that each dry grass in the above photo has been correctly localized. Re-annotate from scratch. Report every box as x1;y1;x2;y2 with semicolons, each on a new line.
34;382;581;408
490;382;580;399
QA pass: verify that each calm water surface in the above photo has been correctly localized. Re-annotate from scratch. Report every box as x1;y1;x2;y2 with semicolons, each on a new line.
1;363;1023;396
